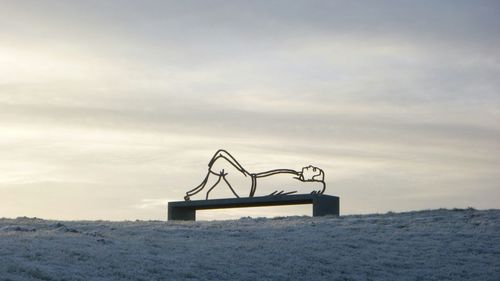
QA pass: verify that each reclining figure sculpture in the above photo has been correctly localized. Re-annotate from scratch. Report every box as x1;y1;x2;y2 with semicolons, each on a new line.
184;149;326;201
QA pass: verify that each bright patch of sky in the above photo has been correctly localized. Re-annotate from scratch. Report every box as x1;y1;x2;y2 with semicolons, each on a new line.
0;0;499;220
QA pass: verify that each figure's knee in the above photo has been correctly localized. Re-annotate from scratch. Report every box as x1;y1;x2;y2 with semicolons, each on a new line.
210;155;226;164
209;156;230;174
209;150;230;166
213;149;231;160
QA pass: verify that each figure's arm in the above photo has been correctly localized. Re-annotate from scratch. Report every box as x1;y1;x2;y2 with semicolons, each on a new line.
311;181;326;194
255;169;300;178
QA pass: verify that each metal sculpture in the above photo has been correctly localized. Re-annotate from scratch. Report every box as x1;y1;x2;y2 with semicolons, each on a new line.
184;149;326;201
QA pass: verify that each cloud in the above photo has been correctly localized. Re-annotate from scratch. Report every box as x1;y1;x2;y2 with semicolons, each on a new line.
0;0;499;219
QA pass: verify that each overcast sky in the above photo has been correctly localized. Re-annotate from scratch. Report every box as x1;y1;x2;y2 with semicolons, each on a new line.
1;0;499;220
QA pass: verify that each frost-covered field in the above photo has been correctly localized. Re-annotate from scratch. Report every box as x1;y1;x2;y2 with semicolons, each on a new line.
0;209;499;281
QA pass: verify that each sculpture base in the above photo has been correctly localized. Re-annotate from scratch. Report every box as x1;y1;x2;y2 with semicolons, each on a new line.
168;194;340;221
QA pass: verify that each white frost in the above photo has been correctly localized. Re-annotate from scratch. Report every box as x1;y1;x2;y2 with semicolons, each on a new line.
0;209;499;280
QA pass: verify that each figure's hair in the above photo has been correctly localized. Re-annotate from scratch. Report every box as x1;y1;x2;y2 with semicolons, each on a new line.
312;169;325;182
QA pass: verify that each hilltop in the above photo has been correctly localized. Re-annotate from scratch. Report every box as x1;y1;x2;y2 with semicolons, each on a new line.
0;209;498;280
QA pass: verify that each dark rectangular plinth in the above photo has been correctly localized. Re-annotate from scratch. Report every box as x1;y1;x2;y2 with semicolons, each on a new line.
168;194;339;221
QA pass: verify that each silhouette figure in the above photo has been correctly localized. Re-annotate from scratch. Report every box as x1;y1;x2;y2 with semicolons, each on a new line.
184;149;326;201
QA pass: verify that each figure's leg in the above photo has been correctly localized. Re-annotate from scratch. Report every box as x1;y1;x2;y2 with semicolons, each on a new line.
205;176;223;200
202;174;247;200
222;176;240;198
208;149;248;174
185;172;210;200
206;156;251;199
185;151;251;200
185;151;238;200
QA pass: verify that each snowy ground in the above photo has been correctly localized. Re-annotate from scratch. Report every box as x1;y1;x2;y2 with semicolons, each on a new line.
0;209;498;281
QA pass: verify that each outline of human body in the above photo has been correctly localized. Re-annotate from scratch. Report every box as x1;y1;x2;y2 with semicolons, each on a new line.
184;149;326;201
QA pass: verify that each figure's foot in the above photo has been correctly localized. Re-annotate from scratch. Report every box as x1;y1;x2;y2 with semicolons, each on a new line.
184;195;191;201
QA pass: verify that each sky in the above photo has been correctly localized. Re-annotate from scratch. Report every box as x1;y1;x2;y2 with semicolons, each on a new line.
1;0;499;220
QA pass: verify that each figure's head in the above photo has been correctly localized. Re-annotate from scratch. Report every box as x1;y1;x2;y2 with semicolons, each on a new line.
300;165;324;182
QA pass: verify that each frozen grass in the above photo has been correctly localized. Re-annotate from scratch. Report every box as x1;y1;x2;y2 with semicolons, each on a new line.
0;208;499;280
